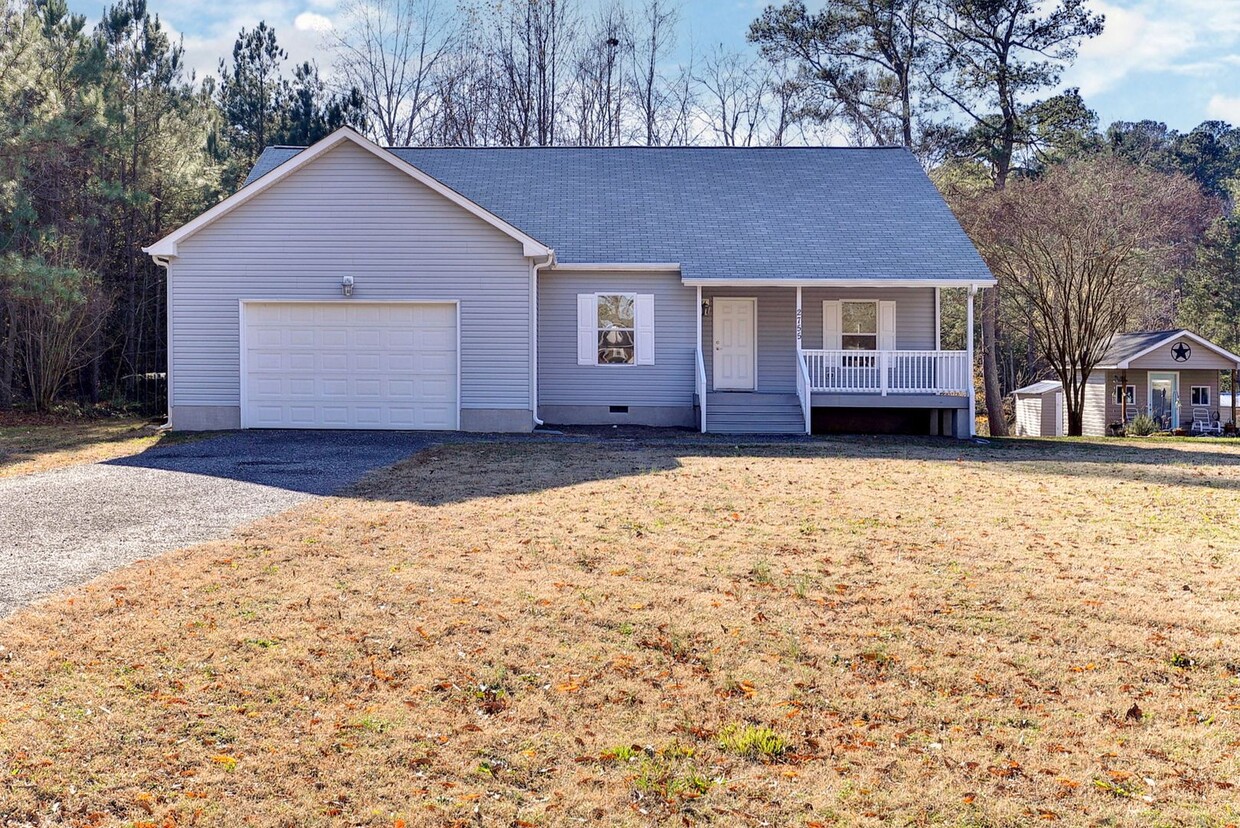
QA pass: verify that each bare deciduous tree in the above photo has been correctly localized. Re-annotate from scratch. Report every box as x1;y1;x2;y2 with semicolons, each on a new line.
567;3;629;145
696;46;773;146
958;158;1214;435
630;0;680;145
0;255;112;411
332;0;455;146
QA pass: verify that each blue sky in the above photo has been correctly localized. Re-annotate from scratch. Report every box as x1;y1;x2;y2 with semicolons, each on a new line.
66;0;1240;134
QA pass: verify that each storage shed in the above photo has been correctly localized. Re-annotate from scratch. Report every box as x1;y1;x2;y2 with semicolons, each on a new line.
1013;380;1065;437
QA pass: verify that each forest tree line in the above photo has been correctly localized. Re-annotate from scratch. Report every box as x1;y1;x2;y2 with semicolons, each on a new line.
2;0;1239;434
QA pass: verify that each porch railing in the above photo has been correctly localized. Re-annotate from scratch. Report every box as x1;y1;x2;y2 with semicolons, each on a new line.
801;349;970;396
795;349;812;433
695;345;707;433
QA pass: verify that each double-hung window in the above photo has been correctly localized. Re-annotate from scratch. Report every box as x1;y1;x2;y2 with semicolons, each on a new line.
841;301;878;351
577;292;654;366
596;294;635;365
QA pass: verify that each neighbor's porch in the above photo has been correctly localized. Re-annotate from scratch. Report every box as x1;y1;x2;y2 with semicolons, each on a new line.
691;283;980;436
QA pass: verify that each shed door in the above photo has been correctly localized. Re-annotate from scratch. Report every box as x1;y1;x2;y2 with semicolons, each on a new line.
242;302;458;430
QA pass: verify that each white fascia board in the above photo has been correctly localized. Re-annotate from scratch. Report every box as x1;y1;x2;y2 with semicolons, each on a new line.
552;263;681;273
142;127;552;259
681;277;997;288
1116;330;1240;369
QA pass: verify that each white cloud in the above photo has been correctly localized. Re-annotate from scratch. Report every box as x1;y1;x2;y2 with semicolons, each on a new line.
1207;94;1240;125
294;11;334;32
166;3;335;81
1064;1;1197;97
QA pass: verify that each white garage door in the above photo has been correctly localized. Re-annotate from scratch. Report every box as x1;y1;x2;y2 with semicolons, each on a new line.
242;302;458;430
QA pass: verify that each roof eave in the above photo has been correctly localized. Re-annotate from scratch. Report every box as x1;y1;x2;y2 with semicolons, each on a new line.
680;277;996;288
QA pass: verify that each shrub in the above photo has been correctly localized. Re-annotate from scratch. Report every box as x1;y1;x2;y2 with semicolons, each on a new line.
1127;413;1160;436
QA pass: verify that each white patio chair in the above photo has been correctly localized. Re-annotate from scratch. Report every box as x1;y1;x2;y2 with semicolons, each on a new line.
1191;407;1213;435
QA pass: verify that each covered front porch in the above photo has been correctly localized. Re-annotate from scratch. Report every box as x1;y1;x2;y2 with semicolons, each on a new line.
690;283;981;436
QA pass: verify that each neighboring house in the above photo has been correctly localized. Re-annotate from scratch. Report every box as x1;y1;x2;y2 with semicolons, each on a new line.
144;128;995;437
1013;329;1240;437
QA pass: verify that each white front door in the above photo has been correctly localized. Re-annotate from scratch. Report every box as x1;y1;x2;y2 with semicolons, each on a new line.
1149;372;1179;430
713;298;756;390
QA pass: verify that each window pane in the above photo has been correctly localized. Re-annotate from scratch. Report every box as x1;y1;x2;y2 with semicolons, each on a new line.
598;330;635;364
841;302;877;335
597;294;634;328
842;334;877;351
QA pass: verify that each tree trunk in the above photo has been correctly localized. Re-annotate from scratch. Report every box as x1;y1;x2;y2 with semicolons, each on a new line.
0;298;12;409
1067;409;1082;436
981;285;1008;435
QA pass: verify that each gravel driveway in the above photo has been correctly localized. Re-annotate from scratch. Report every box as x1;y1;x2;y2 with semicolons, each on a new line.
0;430;443;618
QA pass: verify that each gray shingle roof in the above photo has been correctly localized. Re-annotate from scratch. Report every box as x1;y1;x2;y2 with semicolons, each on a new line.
1099;330;1186;366
246;145;994;283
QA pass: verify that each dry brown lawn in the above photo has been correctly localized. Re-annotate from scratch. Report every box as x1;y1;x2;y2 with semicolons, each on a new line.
0;415;170;478
1;437;1239;828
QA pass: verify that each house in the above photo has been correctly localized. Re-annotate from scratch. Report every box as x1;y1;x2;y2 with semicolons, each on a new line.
143;128;996;437
1012;329;1240;437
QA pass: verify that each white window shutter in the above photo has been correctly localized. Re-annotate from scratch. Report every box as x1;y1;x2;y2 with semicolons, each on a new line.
577;294;596;365
878;301;897;350
822;301;842;349
635;293;655;365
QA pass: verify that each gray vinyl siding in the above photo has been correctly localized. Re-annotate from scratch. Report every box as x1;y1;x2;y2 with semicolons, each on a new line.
1128;336;1237;371
1014;390;1062;437
802;287;938;350
1104;369;1222;428
1082;374;1108;436
1014;397;1041;436
169;141;532;411
538;270;696;407
703;286;938;394
704;287;797;392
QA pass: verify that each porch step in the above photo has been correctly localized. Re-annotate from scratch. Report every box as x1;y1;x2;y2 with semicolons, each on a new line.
705;392;806;434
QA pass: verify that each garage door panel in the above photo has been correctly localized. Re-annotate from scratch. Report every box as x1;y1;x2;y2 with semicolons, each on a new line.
353;352;383;371
243;302;458;430
321;353;348;372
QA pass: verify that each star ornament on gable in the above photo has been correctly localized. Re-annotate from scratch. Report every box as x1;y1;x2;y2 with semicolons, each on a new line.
1171;343;1191;363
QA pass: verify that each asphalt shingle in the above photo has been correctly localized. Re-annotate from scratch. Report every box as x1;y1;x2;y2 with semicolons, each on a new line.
245;145;994;283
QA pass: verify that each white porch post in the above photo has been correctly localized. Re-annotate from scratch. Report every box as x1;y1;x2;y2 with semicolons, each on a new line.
967;286;976;437
696;285;704;433
795;286;802;350
696;285;703;356
934;287;941;351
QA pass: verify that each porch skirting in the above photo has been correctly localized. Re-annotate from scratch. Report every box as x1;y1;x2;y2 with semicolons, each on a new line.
539;404;696;429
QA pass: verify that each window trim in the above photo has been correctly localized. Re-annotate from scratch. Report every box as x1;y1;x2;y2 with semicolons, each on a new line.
1190;385;1211;406
1113;384;1136;406
839;299;879;352
595;292;637;367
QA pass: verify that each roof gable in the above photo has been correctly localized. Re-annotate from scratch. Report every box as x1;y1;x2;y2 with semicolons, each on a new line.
1100;330;1240;369
145;129;552;259
244;143;995;286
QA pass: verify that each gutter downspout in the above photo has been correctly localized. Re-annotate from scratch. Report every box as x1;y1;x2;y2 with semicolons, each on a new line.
530;250;556;427
151;255;173;430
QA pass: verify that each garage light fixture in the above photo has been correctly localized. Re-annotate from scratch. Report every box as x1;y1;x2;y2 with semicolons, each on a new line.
341;275;355;297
